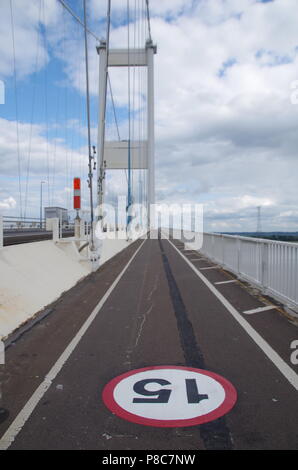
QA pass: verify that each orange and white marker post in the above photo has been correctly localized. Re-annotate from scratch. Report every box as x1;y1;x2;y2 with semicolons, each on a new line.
73;177;81;212
73;178;82;241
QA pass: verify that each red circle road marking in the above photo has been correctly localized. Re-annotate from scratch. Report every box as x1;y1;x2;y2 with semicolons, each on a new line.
102;366;237;427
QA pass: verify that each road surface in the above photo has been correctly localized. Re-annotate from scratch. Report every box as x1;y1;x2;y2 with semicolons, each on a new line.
0;237;297;450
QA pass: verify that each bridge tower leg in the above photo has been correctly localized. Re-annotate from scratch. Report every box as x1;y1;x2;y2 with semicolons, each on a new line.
146;40;155;230
97;41;108;221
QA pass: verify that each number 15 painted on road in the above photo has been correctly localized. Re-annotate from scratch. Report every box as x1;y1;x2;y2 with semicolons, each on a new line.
133;378;208;404
102;366;237;427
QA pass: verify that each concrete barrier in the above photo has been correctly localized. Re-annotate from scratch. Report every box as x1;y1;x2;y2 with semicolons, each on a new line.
0;234;139;340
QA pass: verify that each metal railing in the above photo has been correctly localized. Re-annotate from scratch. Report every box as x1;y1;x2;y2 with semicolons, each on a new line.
187;232;298;312
2;216;75;232
0;215;76;247
3;216;46;231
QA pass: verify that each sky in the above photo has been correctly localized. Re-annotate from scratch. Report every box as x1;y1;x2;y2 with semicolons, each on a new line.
0;0;298;232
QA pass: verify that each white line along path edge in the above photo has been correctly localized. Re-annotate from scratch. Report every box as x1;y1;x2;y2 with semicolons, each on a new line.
0;239;146;450
167;239;298;391
243;306;276;315
214;279;237;285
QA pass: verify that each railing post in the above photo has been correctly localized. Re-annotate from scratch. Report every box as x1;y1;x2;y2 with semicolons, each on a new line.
222;234;225;265
74;216;81;240
59;215;63;239
80;219;85;238
0;337;4;364
261;241;268;290
237;237;241;275
52;218;59;242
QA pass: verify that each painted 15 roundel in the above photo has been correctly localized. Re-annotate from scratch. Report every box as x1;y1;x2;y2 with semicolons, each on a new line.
102;366;237;427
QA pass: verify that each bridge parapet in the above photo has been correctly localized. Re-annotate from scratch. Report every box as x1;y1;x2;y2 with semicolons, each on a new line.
184;232;298;314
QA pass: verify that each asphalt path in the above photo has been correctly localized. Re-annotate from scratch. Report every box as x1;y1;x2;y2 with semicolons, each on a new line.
0;237;297;450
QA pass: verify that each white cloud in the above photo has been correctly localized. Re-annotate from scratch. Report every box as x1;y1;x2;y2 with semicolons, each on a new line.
0;0;62;79
0;196;16;209
0;117;90;217
1;0;298;230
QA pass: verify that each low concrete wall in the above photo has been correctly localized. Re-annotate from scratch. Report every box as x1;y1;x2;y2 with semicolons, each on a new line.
0;236;136;340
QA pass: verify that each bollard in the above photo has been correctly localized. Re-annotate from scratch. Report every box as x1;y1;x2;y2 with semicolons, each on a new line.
0;215;3;249
80;219;84;238
0;339;4;365
0;337;8;426
52;217;59;242
74;216;81;240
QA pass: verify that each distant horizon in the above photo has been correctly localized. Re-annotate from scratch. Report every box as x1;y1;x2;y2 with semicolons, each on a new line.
220;230;298;234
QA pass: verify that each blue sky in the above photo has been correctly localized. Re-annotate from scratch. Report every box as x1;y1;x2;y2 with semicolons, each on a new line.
1;0;298;231
0;0;133;219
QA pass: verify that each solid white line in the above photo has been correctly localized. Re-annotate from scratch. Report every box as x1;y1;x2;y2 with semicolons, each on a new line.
0;239;146;450
167;239;298;391
199;266;218;270
243;305;276;315
214;280;238;285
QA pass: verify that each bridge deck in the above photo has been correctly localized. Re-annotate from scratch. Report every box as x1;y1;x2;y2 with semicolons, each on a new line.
0;238;297;450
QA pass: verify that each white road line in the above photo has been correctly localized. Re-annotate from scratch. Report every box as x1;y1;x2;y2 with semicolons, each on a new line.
0;239;146;451
243;305;276;315
199;266;218;270
167;239;298;391
214;280;238;285
190;258;204;261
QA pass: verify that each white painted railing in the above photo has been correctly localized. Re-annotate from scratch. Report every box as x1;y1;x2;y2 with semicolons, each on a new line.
186;232;298;312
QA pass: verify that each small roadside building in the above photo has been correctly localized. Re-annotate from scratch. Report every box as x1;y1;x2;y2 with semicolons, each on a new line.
44;207;68;226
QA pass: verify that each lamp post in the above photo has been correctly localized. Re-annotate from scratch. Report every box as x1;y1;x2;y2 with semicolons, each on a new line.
40;181;46;229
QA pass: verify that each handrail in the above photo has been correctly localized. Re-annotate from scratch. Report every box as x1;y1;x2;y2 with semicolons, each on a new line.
208;232;298;246
185;231;298;313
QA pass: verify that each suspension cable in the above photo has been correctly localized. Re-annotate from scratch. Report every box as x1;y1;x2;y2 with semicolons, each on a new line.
97;0;112;228
127;0;133;230
107;73;120;141
9;0;23;219
131;0;138;203
145;0;152;42
137;0;142;207
83;0;95;247
24;0;42;218
41;0;51;208
57;0;100;42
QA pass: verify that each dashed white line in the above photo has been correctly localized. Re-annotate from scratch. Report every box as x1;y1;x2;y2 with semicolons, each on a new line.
167;238;298;392
243;305;276;315
199;266;219;270
214;279;238;285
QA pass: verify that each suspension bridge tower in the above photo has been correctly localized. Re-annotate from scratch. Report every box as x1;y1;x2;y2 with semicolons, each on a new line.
96;39;157;231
